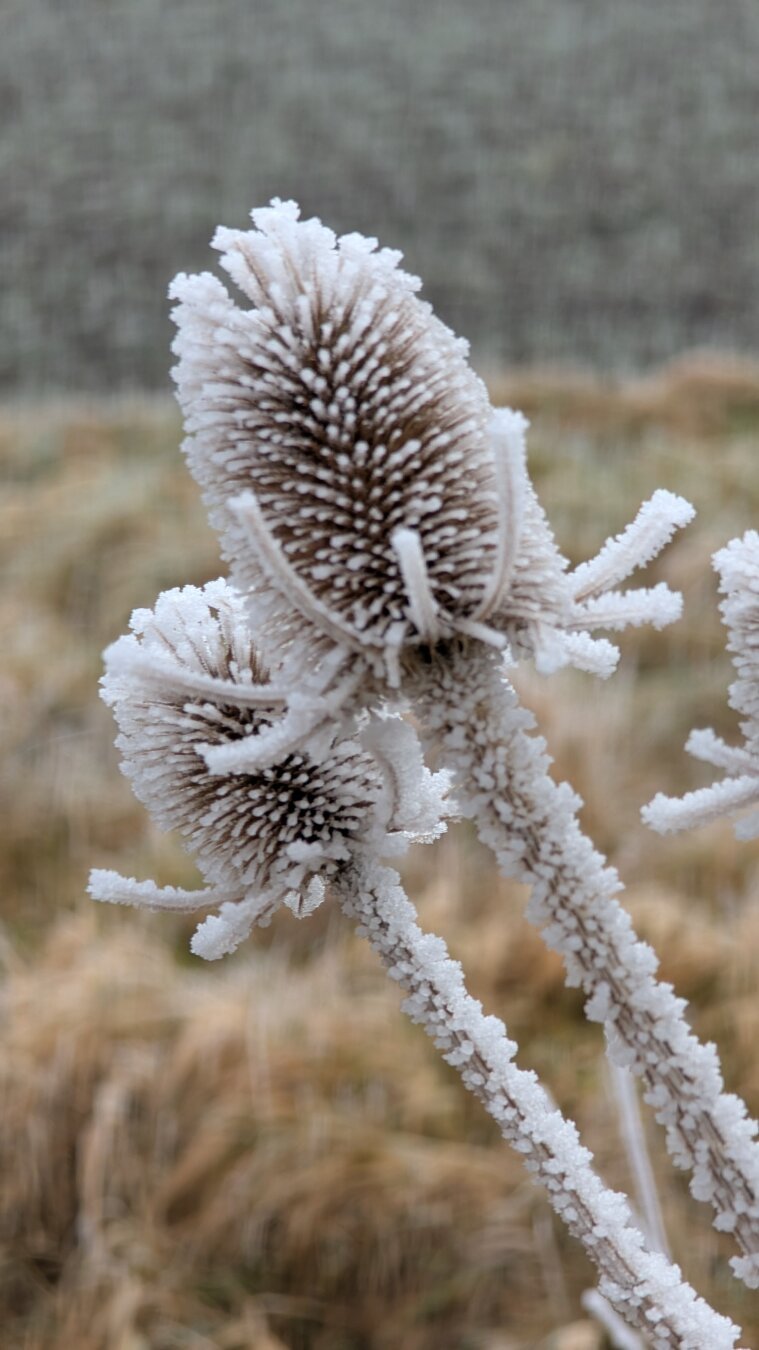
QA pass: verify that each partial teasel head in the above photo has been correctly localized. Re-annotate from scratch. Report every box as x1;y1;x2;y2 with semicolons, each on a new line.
170;200;570;693
89;579;425;958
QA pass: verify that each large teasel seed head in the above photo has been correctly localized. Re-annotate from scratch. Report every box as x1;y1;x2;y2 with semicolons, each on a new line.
92;580;392;955
170;200;571;685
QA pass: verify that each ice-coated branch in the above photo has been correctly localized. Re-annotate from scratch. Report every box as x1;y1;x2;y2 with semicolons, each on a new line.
414;642;759;1287
685;729;756;776
391;526;444;641
336;856;740;1348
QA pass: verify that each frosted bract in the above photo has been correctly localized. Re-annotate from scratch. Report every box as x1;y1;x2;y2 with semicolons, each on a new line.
720;531;759;757
644;531;759;838
172;203;493;660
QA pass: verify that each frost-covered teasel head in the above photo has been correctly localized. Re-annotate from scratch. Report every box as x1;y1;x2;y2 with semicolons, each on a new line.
89;580;446;958
644;529;759;840
170;200;571;690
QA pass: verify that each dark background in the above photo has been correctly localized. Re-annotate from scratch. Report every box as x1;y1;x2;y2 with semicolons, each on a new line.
3;0;759;394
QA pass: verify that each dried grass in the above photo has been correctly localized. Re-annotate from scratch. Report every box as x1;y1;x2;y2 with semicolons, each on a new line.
2;357;758;1347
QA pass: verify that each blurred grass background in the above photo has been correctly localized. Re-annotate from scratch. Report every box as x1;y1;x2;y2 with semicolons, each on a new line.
2;359;759;1348
4;0;759;393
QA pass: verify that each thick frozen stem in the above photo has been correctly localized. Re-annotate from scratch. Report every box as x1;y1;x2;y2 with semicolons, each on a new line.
336;857;740;1348
415;643;759;1287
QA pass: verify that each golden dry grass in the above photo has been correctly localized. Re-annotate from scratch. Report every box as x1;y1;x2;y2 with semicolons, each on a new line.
2;356;759;1348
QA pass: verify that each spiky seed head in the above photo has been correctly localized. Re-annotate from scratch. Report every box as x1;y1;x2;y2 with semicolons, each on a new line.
170;199;509;676
102;580;387;913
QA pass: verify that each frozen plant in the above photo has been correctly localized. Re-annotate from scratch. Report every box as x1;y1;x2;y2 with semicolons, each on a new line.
91;582;739;1347
169;200;759;1280
89;579;448;958
92;200;759;1344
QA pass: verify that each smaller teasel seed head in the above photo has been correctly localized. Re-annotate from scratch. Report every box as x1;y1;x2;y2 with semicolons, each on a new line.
89;579;406;957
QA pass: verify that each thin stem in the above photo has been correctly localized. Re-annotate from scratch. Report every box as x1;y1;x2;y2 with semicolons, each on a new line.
609;1061;671;1260
88;870;241;913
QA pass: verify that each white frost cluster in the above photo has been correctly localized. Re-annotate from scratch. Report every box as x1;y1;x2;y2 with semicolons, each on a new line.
644;530;759;840
91;200;757;1338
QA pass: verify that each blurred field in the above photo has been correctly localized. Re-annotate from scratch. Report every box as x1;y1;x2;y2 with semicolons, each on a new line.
5;0;759;392
2;356;759;1348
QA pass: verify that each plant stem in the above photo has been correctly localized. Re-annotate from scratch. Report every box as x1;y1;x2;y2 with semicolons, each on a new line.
337;857;740;1348
414;642;759;1287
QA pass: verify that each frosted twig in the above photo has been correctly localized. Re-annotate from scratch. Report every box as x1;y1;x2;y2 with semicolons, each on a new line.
201;666;365;774
391;526;444;641
231;489;372;654
104;639;287;708
643;532;759;853
557;631;620;679
88;870;241;913
685;729;755;776
643;777;759;836
336;857;740;1348
415;643;759;1286
473;407;527;621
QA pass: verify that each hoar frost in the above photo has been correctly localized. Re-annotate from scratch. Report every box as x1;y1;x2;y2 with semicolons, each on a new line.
90;199;758;1342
